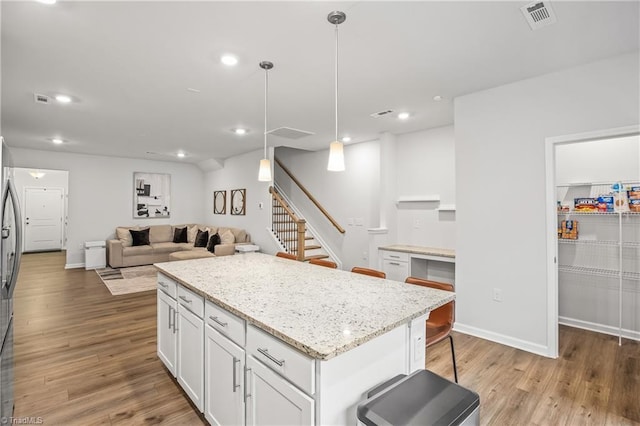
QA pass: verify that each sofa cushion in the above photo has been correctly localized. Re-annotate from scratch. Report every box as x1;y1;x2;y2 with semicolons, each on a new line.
194;229;209;247
123;244;153;256
207;233;221;253
220;229;235;245
130;228;150;246
149;225;172;243
151;242;183;254
172;226;188;243
232;228;247;243
187;225;199;244
117;226;137;247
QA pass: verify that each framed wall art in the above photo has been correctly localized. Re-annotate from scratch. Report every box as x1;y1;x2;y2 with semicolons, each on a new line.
134;172;171;218
230;188;246;215
213;190;227;214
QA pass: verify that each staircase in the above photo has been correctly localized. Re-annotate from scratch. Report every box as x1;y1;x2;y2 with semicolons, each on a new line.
270;186;331;262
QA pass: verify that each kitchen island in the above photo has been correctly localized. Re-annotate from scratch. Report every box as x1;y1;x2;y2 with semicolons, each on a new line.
155;252;454;425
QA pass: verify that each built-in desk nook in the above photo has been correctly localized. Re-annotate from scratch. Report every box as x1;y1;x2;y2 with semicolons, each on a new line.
378;244;456;284
155;252;453;425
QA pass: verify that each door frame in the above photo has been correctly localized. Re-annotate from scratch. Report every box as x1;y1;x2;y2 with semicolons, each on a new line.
22;186;65;252
544;124;640;358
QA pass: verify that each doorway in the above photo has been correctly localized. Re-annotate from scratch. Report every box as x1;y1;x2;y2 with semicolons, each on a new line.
545;125;640;357
23;187;65;252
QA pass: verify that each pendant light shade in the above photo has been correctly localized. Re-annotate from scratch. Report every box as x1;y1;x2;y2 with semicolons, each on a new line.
258;60;274;182
327;11;346;172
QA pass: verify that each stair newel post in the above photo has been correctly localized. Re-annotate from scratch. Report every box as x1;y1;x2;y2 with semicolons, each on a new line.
296;219;306;261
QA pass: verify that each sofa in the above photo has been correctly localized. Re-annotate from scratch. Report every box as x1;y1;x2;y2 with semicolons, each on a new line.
107;224;251;268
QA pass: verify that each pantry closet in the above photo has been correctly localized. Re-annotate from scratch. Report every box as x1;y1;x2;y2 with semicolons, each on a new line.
555;134;640;344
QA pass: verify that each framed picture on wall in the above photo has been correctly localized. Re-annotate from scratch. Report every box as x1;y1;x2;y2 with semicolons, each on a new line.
133;172;171;218
230;188;246;215
213;190;226;214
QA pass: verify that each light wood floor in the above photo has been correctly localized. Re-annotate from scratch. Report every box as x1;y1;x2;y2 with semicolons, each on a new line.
12;251;640;425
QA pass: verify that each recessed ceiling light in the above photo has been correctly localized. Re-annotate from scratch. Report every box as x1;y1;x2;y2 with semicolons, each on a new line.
177;152;186;158
398;112;410;120
55;94;72;103
52;138;64;144
186;87;201;93
433;95;443;102
221;55;238;66
233;128;247;135
37;0;56;4
341;136;351;143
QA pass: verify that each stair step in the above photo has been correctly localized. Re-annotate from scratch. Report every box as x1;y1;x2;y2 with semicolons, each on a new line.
305;245;321;250
281;236;314;242
304;254;330;261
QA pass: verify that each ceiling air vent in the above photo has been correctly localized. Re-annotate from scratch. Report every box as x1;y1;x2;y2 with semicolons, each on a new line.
34;93;50;104
370;110;394;118
521;1;557;30
266;127;314;140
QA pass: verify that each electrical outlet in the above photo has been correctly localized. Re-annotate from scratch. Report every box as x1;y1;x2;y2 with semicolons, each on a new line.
413;219;420;229
493;288;502;302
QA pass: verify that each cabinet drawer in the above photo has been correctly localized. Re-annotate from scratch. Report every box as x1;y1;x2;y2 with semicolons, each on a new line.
177;285;204;318
205;301;245;347
247;325;315;395
157;273;177;299
382;259;410;282
381;250;409;262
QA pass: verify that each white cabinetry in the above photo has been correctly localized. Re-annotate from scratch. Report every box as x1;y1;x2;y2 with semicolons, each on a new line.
157;274;177;376
379;247;455;284
381;251;410;282
205;326;245;426
245;356;314;426
176;285;205;411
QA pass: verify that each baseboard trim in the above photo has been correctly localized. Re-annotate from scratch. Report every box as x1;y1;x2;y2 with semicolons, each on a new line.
453;323;554;358
65;263;85;269
559;316;640;342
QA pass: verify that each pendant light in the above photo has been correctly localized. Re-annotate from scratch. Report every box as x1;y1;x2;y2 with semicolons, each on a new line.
327;11;346;172
258;60;274;181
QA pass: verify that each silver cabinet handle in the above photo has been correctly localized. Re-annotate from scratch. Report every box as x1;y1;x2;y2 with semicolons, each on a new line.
159;282;168;288
209;316;228;327
173;310;178;333
244;367;252;403
257;348;285;366
389;262;400;266
390;255;400;258
179;296;192;304
232;357;240;393
168;306;174;330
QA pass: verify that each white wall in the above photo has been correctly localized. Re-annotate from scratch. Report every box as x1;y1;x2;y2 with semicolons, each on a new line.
455;51;640;355
275;141;380;270
202;148;275;253
10;148;205;267
396;126;456;249
13;167;69;248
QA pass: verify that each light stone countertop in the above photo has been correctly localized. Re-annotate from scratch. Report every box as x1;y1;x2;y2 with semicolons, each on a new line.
379;244;456;259
155;252;454;361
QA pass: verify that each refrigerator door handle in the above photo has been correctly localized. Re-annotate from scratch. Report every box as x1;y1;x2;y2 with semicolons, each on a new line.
3;179;22;299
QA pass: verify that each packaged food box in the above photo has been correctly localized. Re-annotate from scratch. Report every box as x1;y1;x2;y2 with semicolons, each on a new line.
561;220;578;240
597;196;614;212
574;198;598;212
628;186;640;200
630;199;640;213
614;191;630;212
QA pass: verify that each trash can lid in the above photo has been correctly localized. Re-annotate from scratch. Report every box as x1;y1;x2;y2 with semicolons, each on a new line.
85;241;106;248
357;369;480;426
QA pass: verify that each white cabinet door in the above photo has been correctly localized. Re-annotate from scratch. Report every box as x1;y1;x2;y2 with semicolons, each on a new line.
157;290;177;376
205;326;245;426
382;259;410;282
246;356;314;426
177;305;204;412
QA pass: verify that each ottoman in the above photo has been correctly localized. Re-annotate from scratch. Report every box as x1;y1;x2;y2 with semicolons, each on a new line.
169;250;215;261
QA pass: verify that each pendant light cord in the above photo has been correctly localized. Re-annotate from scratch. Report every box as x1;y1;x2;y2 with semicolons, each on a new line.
264;67;268;158
334;24;339;143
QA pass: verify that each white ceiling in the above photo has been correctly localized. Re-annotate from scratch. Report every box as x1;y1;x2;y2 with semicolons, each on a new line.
2;1;638;166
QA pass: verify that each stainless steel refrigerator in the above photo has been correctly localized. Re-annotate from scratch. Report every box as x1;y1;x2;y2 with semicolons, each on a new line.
0;137;22;420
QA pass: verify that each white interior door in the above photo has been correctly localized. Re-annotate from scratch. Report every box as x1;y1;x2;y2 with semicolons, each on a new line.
23;187;64;252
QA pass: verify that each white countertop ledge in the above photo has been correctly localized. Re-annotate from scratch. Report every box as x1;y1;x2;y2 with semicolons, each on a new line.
155;253;454;361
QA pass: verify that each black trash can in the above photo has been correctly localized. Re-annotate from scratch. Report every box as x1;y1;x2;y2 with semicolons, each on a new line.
357;369;480;426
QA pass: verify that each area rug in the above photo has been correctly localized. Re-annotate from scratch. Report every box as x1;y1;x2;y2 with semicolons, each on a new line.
96;265;158;296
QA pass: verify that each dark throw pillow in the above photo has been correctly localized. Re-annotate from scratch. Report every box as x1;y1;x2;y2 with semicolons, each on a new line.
207;233;221;253
129;228;150;246
173;226;188;243
194;229;209;248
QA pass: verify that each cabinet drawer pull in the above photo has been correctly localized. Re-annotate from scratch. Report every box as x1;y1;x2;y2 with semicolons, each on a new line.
179;296;192;303
257;348;285;367
232;357;240;392
209;315;228;327
390;255;400;258
159;282;168;288
389;262;400;266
